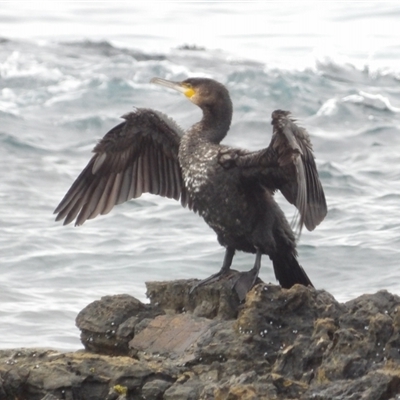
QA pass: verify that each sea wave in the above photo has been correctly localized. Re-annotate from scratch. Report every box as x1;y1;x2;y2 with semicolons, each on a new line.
1;8;400;350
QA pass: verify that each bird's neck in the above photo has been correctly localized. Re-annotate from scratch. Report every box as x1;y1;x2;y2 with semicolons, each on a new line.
196;101;232;144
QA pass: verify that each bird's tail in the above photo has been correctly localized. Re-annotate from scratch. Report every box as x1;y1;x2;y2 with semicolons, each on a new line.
271;252;313;289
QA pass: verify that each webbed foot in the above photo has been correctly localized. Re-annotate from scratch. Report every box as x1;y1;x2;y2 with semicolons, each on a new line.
232;248;262;301
189;247;235;295
232;267;260;301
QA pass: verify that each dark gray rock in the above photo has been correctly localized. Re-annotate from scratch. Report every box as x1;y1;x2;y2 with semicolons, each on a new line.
2;280;400;400
163;381;203;400
76;293;163;355
141;379;173;399
146;276;242;320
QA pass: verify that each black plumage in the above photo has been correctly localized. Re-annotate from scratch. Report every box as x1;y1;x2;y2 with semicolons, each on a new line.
54;77;327;300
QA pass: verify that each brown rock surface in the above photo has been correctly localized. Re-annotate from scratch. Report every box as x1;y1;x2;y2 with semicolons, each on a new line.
1;275;400;399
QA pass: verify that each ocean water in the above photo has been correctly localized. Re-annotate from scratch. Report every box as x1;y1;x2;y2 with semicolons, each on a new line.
1;2;400;350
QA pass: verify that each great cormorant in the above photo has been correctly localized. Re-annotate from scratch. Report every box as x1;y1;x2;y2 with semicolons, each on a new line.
54;77;327;300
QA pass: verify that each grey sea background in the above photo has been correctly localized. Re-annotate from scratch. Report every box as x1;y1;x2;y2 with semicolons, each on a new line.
1;2;400;350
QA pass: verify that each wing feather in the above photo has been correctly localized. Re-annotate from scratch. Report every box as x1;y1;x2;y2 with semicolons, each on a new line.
103;172;123;215
129;159;139;199
172;158;181;200
149;147;160;195
271;110;327;234
54;108;188;226
116;164;133;205
222;110;327;235
141;146;151;194
166;157;175;199
75;178;106;225
88;173;117;220
159;152;168;197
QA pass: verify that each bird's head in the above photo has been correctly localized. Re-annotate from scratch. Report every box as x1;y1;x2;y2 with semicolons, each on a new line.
150;77;231;110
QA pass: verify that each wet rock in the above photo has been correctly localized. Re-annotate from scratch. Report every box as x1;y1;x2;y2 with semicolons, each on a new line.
141;379;173;399
76;293;163;355
146;276;242;319
0;349;155;400
1;280;400;400
163;382;203;400
129;313;216;362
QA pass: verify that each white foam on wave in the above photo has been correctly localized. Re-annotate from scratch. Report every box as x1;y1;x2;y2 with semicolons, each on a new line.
0;50;63;80
343;91;400;113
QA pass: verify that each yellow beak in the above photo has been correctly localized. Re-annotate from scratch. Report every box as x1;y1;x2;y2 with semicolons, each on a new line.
150;77;195;99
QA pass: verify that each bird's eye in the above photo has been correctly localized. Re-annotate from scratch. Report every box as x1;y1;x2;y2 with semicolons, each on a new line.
185;83;192;89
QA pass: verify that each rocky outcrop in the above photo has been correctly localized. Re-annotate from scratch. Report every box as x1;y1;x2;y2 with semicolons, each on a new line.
1;273;400;399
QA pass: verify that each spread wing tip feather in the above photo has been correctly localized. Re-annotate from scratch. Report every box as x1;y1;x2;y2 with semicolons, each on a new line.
272;109;327;234
54;108;189;226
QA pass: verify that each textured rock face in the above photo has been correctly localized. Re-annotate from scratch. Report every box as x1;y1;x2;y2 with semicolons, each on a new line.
75;293;164;356
1;275;400;399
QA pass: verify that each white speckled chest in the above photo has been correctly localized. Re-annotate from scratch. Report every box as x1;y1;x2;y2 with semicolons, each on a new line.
179;135;219;195
178;132;260;245
178;133;226;222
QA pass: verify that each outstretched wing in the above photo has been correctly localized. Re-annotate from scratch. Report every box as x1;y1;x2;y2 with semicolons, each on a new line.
220;110;327;234
270;110;327;233
54;108;191;226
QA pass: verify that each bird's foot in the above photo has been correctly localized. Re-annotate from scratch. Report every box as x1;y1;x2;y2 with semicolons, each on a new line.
189;270;230;295
231;268;260;302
